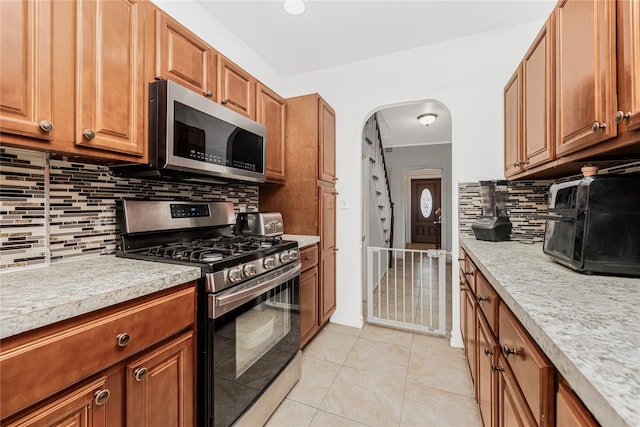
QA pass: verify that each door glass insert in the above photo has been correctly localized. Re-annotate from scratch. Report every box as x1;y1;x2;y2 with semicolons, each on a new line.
420;188;433;218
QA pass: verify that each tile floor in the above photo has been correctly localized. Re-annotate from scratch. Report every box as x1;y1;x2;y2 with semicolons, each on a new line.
265;323;483;427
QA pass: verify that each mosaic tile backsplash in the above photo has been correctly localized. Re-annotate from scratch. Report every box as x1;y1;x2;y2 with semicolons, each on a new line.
1;147;258;270
459;161;640;240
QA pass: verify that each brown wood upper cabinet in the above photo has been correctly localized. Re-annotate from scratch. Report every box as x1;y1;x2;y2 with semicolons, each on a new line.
154;8;217;99
1;0;147;161
555;0;617;156
617;0;640;134
218;56;256;119
319;98;337;183
504;15;555;178
76;0;146;157
257;82;286;183
0;0;53;141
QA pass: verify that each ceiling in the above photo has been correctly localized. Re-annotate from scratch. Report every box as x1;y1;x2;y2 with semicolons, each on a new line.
196;0;556;148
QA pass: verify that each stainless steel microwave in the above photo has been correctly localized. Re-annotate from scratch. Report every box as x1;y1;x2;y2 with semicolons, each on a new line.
111;80;266;183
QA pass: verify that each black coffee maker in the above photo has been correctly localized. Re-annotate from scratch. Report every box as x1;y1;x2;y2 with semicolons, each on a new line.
471;180;512;241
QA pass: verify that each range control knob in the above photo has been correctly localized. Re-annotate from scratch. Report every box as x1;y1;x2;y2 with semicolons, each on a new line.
263;256;276;269
279;252;291;263
243;263;257;277
228;267;243;283
288;249;299;260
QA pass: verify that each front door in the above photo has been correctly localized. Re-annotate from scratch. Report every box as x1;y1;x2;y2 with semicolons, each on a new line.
411;179;441;245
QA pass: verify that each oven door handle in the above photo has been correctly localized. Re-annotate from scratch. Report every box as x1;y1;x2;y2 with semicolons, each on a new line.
215;262;301;311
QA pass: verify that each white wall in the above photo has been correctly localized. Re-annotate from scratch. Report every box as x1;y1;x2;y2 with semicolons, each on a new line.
147;3;544;345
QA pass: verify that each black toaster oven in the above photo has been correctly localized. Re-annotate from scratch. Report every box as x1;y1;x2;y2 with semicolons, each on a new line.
542;175;640;276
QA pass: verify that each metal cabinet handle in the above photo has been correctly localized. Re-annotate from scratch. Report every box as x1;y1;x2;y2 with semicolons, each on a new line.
39;120;54;132
134;367;148;382
205;90;213;98
503;344;518;358
464;272;473;277
592;121;606;132
83;129;96;140
491;364;504;373
305;255;313;261
116;333;130;347
94;389;110;405
458;258;465;262
460;285;467;292
615;111;632;123
477;295;488;303
221;99;228;105
484;348;493;356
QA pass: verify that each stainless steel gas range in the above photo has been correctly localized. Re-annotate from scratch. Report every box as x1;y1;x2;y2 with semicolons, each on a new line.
115;200;301;427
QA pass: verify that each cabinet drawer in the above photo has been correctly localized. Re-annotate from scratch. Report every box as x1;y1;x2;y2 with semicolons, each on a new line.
476;273;500;335
0;285;195;419
300;245;319;272
499;303;554;427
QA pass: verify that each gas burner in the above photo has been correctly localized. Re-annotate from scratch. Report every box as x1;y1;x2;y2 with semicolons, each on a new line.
201;252;224;263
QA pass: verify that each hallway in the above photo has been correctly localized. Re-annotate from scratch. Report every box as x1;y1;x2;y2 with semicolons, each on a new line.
266;323;482;427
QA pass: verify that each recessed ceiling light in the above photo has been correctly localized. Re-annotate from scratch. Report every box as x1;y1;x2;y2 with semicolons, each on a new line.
417;113;437;126
283;0;305;15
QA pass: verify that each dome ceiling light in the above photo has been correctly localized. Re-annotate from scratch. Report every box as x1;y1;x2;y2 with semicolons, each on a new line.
417;113;438;126
283;0;306;15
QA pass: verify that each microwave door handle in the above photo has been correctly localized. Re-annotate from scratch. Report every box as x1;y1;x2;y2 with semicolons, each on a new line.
215;263;301;309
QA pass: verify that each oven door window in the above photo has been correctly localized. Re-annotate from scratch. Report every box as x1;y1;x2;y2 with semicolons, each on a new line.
211;277;299;427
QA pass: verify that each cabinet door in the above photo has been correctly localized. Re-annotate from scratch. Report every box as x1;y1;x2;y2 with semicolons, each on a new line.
257;82;286;183
300;266;319;347
218;56;255;119
318;98;336;183
0;0;53;140
497;356;537;427
477;313;498;427
462;286;477;390
555;379;598;427
3;376;117;427
504;67;522;178
522;15;555;169
555;0;617;155
617;0;640;133
155;10;216;99
319;184;336;323
76;0;145;156
126;332;194;427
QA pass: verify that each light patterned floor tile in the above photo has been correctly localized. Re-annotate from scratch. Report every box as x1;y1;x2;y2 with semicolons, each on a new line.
303;327;358;365
359;324;414;348
320;366;405;427
265;399;317;427
287;355;341;408
323;322;363;337
309;410;368;427
400;382;482;427
343;337;410;380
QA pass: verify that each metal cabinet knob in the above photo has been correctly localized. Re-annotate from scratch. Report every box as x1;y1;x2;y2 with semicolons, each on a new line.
305;255;313;261
116;333;130;347
134;367;148;382
205;90;213;98
477;295;488;303
94;389;111;405
221;99;228;105
615;111;632;123
503;344;518;358
464;272;473;277
490;364;504;373
39;120;54;132
83;129;96;140
460;285;467;292
591;121;606;132
484;348;493;357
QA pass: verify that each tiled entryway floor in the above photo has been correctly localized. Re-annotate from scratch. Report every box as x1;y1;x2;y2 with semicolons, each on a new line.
265;323;483;427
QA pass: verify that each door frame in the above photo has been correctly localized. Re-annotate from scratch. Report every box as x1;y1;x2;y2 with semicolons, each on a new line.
404;168;446;250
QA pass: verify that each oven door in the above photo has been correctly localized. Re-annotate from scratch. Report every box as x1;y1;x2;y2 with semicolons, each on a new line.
204;262;300;427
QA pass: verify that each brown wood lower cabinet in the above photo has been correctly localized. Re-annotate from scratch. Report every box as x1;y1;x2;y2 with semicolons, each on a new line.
0;283;196;426
460;247;598;427
299;244;320;347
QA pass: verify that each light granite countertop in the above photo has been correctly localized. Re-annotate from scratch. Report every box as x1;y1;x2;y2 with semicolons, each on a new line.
283;234;320;249
0;256;201;340
460;236;640;427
